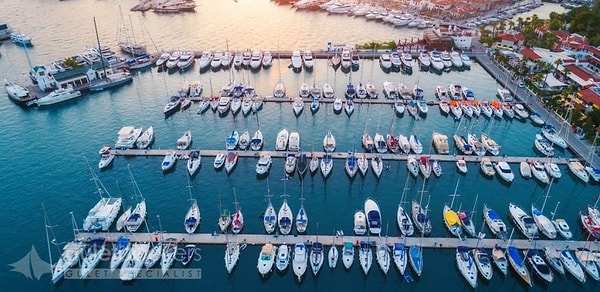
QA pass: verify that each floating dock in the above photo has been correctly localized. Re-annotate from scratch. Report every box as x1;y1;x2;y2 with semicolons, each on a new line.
109;148;570;165
76;232;596;252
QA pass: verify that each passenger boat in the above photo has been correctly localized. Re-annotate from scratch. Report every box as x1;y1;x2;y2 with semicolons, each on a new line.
161;151;177;172
483;204;507;239
224;152;238;174
491;244;508;276
176;130;192;150
225;241;240;274
292;243;308;281
509;203;538;239
257;243;277;277
559;248;586;283
119;242;150;281
186;150;201;176
359;241;372;275
479;157;495;177
494;161;514;182
275;244;290;272
35;86;82;106
136;126;154;149
353;210;367;235
524;249;554;283
507;245;532;287
472;248;493;281
530;160;550;184
275;128;289;151
541;124;567;148
456;246;478;288
567;159;589;183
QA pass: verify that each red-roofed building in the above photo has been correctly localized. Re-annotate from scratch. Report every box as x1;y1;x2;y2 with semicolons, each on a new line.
553;31;589;60
587;46;600;74
578;87;600;109
521;47;542;61
496;33;525;50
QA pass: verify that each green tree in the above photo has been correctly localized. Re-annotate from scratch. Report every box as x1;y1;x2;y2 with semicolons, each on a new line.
569;12;600;37
548;18;563;30
63;57;82;69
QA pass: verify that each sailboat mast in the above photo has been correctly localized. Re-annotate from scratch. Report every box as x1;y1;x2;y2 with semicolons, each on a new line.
540;181;553;212
43;204;54;273
69;211;79;239
93;17;108;77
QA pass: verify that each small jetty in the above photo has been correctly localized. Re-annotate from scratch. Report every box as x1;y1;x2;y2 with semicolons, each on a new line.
76;231;596;252
109;149;571;165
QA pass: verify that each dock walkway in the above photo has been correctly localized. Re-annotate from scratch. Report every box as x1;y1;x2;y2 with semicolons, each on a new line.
76;232;597;252
109;149;570;165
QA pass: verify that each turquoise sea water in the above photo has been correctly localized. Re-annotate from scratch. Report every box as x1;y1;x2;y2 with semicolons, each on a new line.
1;0;596;291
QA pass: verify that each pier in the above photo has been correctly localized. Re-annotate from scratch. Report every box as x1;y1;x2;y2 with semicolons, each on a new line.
76;232;598;252
109;148;572;165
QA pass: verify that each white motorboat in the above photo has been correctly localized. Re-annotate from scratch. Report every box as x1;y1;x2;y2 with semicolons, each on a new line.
262;51;273;68
163;95;182;115
322;130;336;152
494;161;514;182
275;128;289;151
256;152;272;176
276;244;290;272
213;152;225;169
136;126;154;149
332;97;343;114
165;51;181;70
530;112;545;125
110;237;131;271
310;241;324;275
509;203;538;239
224;152;238;174
359;241;372;275
429;50;444;71
353;210;367;235
456;158;468;174
210;50;223;70
221;51;233;68
552;218;573;240
238;130;250;150
322;82;335;99
257;243;277;277
507;246;532;287
460;51;471;67
340;49;352;70
375;243;391;275
409;134;423;154
432;132;450;155
249;50;263;70
467;133;486;156
225;130;239;151
530;160;550;184
161;151;177;172
288;131;300;152
320;153;333;178
242;49;252;67
217;96;231;115
98;146;115;169
250;130;264;151
502;102;515;119
119;242;150;281
479;101;494;118
483;204;507;240
567;159;589;183
418;51;431;68
115;126;143;150
187;150;201;176
366;82;378;99
559;248;586;284
382;81;398;99
51;240;85;284
176;130;192;150
225;241;240;274
406;155;419;177
278;197;293;235
284;153;297;175
342;242;355;269
585;165;600;183
544;161;561;179
177;51;195;71
531;204;557;239
472;248;493;281
513;103;530;120
373;132;387;154
534;134;555;157
379;53;392;70
291;50;303;71
398;134;410;154
364;198;382;235
456;246;478;288
197;50;212;71
480;157;495;177
449;51;463;68
371;155;384;178
449;100;463;118
524;249;554;283
302;50;314;70
79;238;106;279
541;124;567;148
520;161;532;178
292;243;308;281
35;86;82;106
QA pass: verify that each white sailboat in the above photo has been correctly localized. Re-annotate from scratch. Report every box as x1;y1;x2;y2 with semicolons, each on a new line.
125;166;147;233
296;184;308;234
263;192;277;234
79;237;106;279
328;234;339;269
119;242;150;281
310;237;324;275
278;194;293;235
160;238;178;275
397;175;415;237
184;175;200;234
110;236;131;272
47;210;85;285
456;246;478;288
531;182;557;239
225;241;240;274
376;235;391;275
359;241;372;275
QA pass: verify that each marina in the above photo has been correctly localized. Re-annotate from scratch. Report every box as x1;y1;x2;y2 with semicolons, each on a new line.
2;0;599;290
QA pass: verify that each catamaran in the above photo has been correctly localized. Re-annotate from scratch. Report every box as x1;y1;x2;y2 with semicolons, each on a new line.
82;160;122;232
